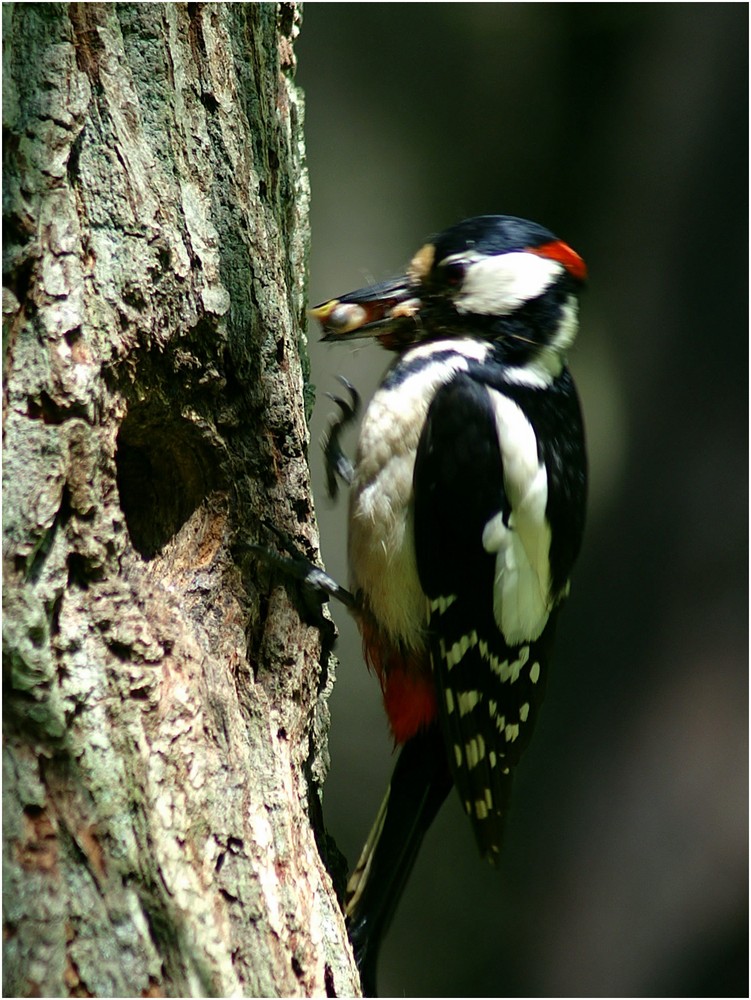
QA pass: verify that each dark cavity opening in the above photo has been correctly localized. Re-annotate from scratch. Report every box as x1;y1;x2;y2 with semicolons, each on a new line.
116;402;216;559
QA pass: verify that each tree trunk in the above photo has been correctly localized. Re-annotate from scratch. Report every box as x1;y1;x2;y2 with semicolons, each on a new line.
2;3;359;996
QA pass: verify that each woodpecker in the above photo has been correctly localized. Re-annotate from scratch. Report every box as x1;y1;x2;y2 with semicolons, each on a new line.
311;215;587;994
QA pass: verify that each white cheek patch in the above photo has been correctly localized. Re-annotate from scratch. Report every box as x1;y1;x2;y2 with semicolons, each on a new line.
450;251;563;317
481;388;551;644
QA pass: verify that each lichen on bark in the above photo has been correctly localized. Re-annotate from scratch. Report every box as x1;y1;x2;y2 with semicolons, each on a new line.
3;4;358;996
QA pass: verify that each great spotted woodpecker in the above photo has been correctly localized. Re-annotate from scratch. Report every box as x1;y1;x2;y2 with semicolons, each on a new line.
310;215;588;994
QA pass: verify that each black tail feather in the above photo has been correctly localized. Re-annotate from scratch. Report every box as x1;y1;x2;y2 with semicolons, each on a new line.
345;725;453;996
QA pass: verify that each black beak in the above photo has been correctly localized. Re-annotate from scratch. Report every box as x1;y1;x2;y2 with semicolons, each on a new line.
310;275;421;343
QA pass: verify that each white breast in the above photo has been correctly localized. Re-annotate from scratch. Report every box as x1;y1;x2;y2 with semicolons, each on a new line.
348;339;491;647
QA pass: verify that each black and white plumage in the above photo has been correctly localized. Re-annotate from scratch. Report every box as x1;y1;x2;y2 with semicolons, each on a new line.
312;215;587;992
413;352;585;859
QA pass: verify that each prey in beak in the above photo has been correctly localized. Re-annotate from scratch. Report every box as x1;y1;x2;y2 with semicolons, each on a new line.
310;243;436;351
310;277;421;350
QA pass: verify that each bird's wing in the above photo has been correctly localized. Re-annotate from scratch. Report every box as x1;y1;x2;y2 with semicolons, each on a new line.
413;371;556;861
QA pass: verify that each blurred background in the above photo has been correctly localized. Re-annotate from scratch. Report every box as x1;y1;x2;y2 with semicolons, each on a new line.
296;6;748;996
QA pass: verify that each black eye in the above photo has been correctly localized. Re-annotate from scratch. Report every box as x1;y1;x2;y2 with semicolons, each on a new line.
438;259;467;287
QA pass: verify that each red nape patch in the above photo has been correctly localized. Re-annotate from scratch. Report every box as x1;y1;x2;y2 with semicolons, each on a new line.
530;240;588;282
382;669;438;745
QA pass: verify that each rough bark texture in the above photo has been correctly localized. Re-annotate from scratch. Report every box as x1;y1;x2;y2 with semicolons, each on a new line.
2;3;359;996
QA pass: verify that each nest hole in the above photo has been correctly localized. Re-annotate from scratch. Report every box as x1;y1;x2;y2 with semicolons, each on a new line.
116;403;217;559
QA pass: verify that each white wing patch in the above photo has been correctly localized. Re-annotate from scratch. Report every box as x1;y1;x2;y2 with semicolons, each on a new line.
481;387;552;644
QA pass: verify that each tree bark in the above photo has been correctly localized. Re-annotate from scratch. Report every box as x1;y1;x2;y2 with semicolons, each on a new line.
2;3;358;996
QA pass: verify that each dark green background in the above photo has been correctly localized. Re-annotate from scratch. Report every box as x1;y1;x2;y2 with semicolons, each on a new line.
297;5;748;996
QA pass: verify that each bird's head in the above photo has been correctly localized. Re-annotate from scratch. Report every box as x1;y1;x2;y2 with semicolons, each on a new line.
311;215;587;371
